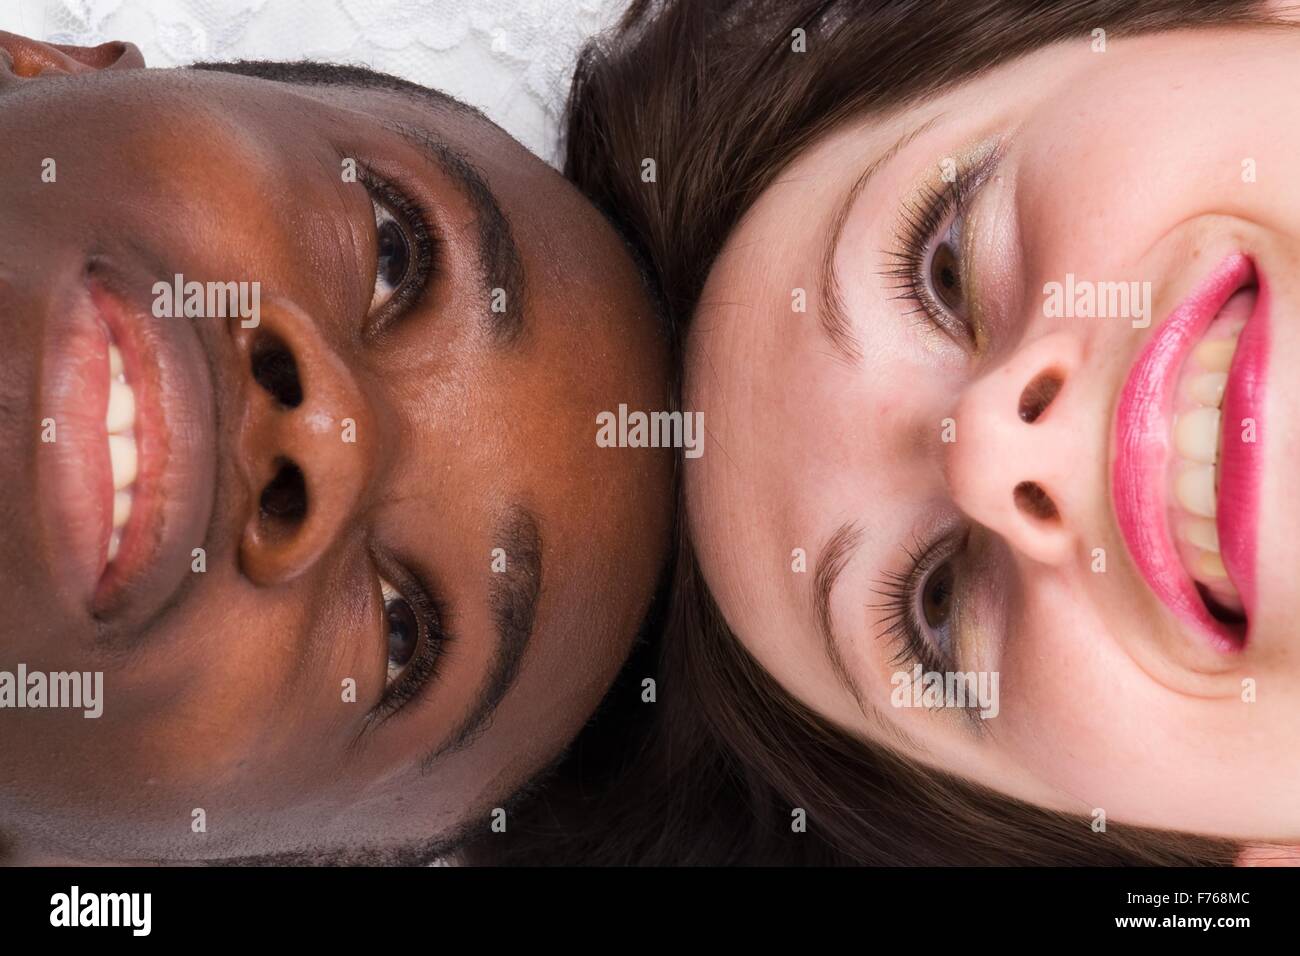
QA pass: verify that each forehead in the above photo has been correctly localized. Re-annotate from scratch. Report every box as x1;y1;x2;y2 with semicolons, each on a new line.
688;113;915;494
684;104;970;720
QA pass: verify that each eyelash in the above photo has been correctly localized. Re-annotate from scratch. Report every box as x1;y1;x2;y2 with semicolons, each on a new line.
879;164;983;346
349;173;444;719
359;169;439;328
870;532;963;676
372;563;453;721
867;153;1004;685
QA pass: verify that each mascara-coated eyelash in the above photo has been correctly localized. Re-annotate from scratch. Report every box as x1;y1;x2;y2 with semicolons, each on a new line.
879;155;997;348
870;531;965;677
359;169;439;330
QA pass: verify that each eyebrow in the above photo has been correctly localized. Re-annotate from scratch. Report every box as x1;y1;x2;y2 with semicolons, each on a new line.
420;507;542;772
385;121;528;345
816;117;941;364
812;520;925;753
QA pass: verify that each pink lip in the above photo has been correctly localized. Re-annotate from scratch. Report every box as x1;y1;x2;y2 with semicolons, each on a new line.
91;281;173;607
1218;284;1267;615
36;284;114;602
1112;253;1263;653
36;267;218;622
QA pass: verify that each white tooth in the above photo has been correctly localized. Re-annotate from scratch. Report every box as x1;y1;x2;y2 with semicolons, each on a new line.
106;380;136;434
1194;338;1236;373
107;531;121;563
109;343;125;380
1187;372;1227;407
112;490;132;529
1176;465;1217;518
108;434;138;490
1174;407;1221;464
1195;550;1228;580
1181;517;1220;553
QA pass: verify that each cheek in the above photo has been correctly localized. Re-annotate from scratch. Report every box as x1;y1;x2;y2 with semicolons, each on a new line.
118;572;369;772
1013;119;1174;284
1014;59;1300;285
993;576;1193;802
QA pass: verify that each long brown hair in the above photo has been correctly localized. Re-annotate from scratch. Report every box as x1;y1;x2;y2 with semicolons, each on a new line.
478;0;1281;865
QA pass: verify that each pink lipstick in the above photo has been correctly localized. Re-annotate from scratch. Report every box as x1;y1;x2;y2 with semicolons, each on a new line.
1112;253;1266;652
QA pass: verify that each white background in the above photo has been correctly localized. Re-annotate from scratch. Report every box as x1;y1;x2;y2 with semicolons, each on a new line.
0;0;627;164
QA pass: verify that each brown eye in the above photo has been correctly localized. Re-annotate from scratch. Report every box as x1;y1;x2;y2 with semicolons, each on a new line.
377;216;410;289
929;240;964;314
921;560;955;630
380;578;421;681
371;200;412;312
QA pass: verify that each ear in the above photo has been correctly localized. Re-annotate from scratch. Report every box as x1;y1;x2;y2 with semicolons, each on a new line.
1236;843;1300;867
0;30;144;80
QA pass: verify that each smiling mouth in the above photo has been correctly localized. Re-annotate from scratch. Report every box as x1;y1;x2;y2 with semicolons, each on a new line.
1113;253;1267;653
36;265;218;623
88;281;166;605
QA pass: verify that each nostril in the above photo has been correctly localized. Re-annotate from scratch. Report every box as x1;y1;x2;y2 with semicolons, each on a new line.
259;459;307;527
1014;481;1059;523
1018;371;1063;423
251;333;303;408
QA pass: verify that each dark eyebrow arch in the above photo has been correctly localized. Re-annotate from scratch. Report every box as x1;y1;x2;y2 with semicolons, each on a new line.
384;121;528;345
812;520;924;753
816;116;941;365
420;507;542;772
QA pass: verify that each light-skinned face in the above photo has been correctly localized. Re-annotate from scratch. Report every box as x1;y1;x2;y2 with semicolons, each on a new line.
687;19;1300;843
0;33;672;862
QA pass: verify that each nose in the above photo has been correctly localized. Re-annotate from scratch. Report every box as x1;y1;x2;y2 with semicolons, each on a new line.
0;31;144;84
233;303;376;585
944;331;1088;566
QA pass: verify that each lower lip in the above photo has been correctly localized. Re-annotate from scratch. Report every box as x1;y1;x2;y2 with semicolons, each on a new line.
35;287;114;601
1112;254;1265;652
1217;284;1268;616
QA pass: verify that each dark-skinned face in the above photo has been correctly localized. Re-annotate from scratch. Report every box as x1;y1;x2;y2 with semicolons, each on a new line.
0;33;672;862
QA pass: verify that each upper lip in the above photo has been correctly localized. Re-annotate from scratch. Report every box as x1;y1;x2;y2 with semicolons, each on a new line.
1111;253;1263;653
35;261;218;627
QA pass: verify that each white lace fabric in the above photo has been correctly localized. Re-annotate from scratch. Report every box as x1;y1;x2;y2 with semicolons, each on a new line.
0;0;628;166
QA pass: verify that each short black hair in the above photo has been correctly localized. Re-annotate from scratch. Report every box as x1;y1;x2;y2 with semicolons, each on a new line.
188;57;666;332
188;58;496;127
191;57;669;335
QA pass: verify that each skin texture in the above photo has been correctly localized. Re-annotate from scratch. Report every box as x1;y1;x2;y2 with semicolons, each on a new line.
0;33;672;861
686;20;1300;845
